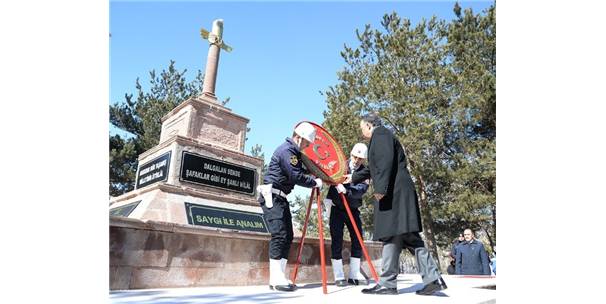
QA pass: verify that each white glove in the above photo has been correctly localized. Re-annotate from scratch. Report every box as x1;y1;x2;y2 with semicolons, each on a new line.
336;184;346;194
314;178;323;188
257;185;273;208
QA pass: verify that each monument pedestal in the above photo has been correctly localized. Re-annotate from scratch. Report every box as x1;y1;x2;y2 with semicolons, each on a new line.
110;95;263;223
110;216;383;290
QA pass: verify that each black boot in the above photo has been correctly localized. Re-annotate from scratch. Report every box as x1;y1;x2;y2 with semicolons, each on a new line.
415;279;444;295
361;284;397;295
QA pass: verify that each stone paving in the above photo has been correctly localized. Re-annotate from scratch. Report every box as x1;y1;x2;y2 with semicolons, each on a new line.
110;274;496;304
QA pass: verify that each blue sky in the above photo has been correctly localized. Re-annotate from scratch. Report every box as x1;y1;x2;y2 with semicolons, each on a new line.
110;0;493;198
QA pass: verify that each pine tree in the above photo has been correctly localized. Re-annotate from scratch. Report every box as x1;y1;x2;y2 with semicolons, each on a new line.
322;2;496;264
109;61;204;196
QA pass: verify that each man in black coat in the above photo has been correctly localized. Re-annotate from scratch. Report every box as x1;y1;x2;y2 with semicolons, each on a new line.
455;229;491;275
345;113;446;295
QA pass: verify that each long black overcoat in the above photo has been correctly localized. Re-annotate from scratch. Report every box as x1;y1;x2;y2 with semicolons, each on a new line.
352;126;422;241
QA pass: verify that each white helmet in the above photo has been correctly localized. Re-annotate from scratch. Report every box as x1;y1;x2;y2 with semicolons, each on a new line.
294;122;317;143
351;143;368;159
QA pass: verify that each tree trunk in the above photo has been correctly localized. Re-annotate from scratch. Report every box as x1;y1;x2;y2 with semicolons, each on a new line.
489;202;496;251
416;174;441;270
482;225;495;254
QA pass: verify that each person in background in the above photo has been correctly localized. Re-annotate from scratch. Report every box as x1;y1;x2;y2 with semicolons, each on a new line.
490;245;496;275
447;233;465;274
455;229;491;275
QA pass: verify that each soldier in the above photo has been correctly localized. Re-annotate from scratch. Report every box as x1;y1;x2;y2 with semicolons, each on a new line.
324;143;370;287
257;122;323;292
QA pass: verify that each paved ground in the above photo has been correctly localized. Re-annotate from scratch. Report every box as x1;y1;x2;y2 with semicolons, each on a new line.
110;274;496;304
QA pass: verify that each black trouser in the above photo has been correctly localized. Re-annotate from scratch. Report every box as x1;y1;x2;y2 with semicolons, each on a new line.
329;206;363;259
260;195;293;260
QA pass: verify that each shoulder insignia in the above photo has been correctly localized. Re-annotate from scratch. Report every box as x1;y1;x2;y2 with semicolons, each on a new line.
290;155;299;166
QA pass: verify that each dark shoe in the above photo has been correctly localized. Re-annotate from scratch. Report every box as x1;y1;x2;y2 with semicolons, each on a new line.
269;284;297;292
439;277;448;290
415;280;443;295
348;278;367;285
361;284;397;295
336;279;348;287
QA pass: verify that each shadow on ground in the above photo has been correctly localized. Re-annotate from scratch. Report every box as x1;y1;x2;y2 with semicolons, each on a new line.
110;291;302;304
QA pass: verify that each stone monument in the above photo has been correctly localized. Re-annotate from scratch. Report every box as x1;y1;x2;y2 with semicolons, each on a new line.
110;19;261;226
109;19;382;290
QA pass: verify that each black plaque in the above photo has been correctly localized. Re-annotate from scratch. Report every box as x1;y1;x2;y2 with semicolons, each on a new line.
180;151;256;195
135;151;171;189
109;201;141;217
185;202;268;233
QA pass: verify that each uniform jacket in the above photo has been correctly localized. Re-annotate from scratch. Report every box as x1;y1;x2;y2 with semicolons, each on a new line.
263;137;316;194
455;240;491;275
351;126;422;241
326;159;369;210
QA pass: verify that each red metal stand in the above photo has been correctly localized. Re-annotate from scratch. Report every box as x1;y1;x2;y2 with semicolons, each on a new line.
291;187;379;294
291;188;327;294
315;188;328;294
291;189;316;283
339;192;379;282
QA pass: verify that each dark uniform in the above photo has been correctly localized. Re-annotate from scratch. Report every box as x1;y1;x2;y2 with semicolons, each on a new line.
260;137;317;260
326;160;369;260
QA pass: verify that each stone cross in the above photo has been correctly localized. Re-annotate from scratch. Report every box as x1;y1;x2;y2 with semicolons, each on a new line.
200;19;233;100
